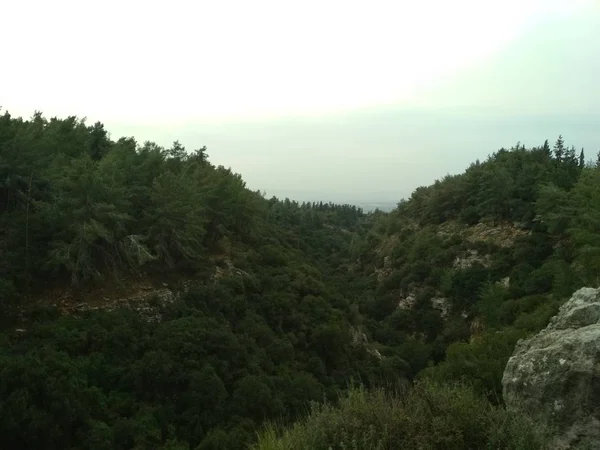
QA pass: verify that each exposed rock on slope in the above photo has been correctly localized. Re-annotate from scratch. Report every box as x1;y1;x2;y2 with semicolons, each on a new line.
26;258;244;323
70;287;176;323
503;287;600;449
453;249;492;269
464;222;529;248
350;326;383;360
435;220;528;248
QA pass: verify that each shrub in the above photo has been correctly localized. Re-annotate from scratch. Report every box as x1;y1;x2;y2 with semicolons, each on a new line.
251;380;546;450
419;328;528;402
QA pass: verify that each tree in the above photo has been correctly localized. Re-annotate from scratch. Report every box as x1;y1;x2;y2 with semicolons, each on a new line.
565;145;578;167
553;135;565;162
87;122;110;161
542;139;551;158
146;170;207;267
43;154;134;284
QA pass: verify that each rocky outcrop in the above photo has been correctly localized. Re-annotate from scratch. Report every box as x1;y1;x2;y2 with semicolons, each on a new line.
350;326;383;360
71;287;176;323
503;287;600;449
431;296;451;318
436;221;528;248
398;293;417;310
39;259;247;323
453;249;492;270
211;257;247;281
464;222;528;248
498;276;510;288
397;291;451;319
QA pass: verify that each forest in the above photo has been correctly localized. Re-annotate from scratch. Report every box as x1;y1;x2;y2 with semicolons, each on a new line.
1;110;599;449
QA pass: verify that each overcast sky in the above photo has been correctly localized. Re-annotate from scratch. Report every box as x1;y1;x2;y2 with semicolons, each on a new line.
2;0;599;203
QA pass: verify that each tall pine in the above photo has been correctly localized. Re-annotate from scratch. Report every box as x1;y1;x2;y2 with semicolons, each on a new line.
542;139;551;158
553;135;565;162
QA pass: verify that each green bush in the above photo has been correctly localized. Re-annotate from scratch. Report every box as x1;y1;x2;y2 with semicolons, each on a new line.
419;328;528;402
252;381;546;450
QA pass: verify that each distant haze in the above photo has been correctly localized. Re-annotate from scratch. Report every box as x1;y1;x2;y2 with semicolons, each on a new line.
2;0;599;205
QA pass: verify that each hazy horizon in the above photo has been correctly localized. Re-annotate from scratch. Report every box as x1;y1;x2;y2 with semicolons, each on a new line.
3;0;599;205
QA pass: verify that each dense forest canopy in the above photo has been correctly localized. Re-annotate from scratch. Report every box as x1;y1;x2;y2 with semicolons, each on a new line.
0;110;599;449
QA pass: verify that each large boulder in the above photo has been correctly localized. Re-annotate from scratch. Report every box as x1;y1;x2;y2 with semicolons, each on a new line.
503;287;600;449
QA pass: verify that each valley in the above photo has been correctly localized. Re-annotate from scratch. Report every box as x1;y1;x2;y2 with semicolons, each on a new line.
1;113;598;449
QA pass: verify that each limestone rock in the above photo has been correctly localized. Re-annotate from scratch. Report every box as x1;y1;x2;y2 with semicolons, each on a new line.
398;293;416;310
431;296;450;318
398;291;450;319
464;222;528;248
502;287;600;449
453;249;492;270
498;276;510;288
350;326;383;360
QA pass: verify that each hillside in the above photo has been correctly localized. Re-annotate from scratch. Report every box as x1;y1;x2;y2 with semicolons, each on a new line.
255;141;600;449
0;111;377;449
1;111;599;449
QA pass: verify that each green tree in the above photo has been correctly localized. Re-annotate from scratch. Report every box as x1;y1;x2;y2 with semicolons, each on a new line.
553;134;565;161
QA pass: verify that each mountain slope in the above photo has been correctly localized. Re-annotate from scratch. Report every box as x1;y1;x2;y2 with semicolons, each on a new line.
256;140;600;448
0;111;381;449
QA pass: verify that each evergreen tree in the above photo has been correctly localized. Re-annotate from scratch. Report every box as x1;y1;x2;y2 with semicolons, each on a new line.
553;135;565;162
579;148;585;168
565;146;577;167
87;121;110;161
542;139;551;158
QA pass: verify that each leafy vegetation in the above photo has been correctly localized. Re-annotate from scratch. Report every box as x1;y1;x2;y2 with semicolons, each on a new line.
1;110;598;448
253;381;545;450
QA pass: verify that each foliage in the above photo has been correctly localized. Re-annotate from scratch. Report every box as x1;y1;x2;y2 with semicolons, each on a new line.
252;381;546;450
0;110;594;449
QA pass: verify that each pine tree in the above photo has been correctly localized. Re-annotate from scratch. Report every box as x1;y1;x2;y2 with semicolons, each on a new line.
542;139;551;158
87;122;110;161
553;135;565;162
566;146;577;167
579;148;585;168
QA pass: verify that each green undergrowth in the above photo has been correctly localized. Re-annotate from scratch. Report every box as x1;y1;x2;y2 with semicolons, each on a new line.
252;380;546;450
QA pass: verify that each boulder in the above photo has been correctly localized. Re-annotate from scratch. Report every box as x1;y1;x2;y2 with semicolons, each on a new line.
502;287;600;449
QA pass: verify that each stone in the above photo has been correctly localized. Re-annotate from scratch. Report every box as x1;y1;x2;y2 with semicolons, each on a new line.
453;249;492;270
431;296;450;318
398;293;416;310
498;277;510;288
502;287;600;449
349;326;383;360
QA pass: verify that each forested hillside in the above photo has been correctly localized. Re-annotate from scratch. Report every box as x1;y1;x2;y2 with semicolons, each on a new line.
1;110;598;449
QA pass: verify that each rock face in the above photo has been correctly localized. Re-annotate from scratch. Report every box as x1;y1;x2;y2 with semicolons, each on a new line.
72;287;176;323
503;287;600;449
349;326;383;360
453;249;492;270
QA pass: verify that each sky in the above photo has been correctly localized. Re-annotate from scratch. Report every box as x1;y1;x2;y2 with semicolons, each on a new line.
2;0;599;204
